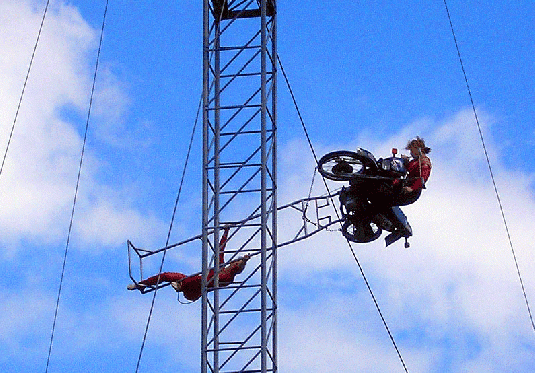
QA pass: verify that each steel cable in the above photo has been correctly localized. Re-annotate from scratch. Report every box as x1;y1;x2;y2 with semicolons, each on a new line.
45;1;109;371
443;0;535;333
134;93;202;373
278;54;409;372
1;0;50;178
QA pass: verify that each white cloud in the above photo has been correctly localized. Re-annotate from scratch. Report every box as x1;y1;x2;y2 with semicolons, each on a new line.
1;2;534;371
279;295;402;372
0;289;53;355
0;0;165;254
70;185;167;250
274;109;535;371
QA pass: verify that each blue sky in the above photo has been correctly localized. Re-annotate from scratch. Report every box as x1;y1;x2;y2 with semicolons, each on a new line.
1;0;535;372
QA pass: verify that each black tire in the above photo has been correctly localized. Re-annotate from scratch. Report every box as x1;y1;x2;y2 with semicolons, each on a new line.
318;150;372;181
341;219;382;243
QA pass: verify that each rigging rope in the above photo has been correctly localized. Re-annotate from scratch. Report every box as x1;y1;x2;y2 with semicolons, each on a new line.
443;0;535;333
277;54;409;373
134;6;227;367
134;92;203;373
134;9;407;371
1;0;50;179
45;1;109;372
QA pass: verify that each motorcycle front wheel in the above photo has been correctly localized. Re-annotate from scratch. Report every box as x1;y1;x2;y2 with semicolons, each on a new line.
318;150;372;181
342;219;382;243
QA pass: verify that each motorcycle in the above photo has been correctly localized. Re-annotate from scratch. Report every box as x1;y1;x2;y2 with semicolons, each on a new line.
318;148;413;247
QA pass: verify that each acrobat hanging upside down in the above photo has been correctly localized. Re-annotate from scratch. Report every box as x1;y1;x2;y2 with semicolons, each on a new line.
127;226;250;302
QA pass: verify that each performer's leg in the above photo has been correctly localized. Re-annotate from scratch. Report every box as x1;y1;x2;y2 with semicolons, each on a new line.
139;272;187;286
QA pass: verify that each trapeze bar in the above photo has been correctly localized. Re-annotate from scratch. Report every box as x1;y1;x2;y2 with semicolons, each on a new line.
128;192;341;260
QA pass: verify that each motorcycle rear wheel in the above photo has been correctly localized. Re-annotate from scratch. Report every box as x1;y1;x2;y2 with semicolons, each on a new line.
318;150;373;181
342;219;382;243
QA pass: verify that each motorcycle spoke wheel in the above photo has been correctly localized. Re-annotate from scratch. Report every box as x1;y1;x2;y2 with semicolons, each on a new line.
342;219;382;243
318;150;367;181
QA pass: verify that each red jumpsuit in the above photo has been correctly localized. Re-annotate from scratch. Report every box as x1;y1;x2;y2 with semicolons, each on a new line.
137;228;244;301
390;155;432;206
404;155;432;191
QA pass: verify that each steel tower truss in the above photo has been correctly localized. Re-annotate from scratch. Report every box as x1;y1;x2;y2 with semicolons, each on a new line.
202;1;277;372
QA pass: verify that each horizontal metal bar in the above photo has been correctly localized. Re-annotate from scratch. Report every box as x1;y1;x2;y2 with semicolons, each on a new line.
210;44;261;52
218;308;275;315
206;345;261;353
206;104;261;110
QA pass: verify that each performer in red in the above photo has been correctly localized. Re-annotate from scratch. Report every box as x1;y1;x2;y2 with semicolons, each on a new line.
393;136;432;206
127;226;250;302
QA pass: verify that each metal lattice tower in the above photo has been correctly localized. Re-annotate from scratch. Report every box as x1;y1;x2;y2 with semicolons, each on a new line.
201;1;277;372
